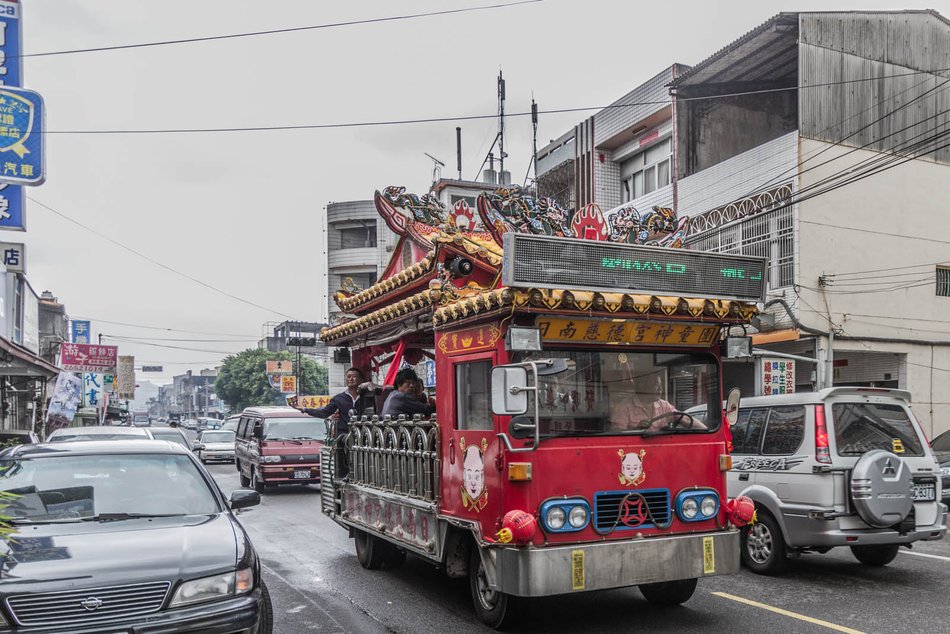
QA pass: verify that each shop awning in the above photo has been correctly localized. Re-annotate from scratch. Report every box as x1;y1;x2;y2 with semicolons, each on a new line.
0;336;59;378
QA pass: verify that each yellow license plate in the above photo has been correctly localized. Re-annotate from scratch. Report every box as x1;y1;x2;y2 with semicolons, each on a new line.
703;536;715;574
571;549;585;591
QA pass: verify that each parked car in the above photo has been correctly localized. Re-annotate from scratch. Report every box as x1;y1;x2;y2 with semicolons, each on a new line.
181;419;199;430
47;426;153;442
235;407;324;493
0;429;39;446
221;416;240;433
0;440;272;632
149;426;192;450
723;387;946;574
932;429;950;506
198;417;223;432
194;430;237;464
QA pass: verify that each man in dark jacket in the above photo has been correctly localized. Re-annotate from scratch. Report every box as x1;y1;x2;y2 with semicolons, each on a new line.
294;367;368;433
381;368;436;419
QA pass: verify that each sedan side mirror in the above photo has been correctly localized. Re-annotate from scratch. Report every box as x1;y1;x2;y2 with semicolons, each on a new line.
192;442;205;451
229;489;261;510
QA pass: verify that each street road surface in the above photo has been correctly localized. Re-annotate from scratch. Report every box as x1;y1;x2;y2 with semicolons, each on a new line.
203;463;949;633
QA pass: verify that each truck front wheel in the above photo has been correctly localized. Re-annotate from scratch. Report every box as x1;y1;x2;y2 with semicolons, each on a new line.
355;529;395;570
469;545;521;629
638;578;698;605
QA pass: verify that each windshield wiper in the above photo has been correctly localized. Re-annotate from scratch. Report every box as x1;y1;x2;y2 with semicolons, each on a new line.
263;437;302;444
291;436;320;441
81;513;183;522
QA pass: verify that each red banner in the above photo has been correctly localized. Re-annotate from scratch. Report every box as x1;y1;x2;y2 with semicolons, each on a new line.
60;343;118;373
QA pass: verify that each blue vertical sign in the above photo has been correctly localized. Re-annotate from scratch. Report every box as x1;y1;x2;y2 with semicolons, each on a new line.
0;86;44;185
70;320;91;344
0;1;24;230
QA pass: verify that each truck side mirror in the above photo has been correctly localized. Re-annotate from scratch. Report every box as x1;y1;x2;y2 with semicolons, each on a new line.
252;426;262;440
725;387;741;426
491;366;529;416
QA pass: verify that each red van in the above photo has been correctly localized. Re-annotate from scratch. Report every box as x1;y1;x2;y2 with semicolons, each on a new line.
234;407;325;493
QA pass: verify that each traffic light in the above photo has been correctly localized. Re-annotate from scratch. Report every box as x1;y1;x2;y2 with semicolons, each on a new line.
288;337;317;347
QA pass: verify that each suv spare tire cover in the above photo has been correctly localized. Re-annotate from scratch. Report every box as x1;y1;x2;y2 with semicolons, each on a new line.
850;449;913;528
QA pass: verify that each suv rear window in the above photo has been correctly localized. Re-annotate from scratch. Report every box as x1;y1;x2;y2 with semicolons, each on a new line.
832;403;924;457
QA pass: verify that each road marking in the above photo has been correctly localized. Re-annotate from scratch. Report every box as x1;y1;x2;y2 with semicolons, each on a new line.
711;592;866;634
900;550;950;562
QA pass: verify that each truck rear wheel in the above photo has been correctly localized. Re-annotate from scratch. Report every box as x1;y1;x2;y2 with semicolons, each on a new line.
355;529;396;570
638;578;697;605
469;545;521;629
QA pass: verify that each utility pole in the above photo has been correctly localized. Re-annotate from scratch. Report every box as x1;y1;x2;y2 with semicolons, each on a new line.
498;70;506;179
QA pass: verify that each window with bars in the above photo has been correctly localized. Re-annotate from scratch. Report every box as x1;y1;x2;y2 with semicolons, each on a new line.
938;267;950;297
688;208;794;290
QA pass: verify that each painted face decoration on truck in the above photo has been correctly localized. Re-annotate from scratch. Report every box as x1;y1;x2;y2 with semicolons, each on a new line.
460;437;489;512
618;449;647;486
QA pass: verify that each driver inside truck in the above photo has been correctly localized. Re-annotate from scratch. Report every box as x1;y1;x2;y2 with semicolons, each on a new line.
610;374;706;432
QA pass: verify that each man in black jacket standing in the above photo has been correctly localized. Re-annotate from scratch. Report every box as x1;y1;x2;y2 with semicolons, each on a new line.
293;367;368;433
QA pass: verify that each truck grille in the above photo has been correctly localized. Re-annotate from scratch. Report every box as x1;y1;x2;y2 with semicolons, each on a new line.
594;489;670;531
7;581;170;628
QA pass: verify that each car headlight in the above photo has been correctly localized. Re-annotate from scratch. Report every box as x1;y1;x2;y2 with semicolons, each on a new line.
940;466;950;477
169;568;253;608
681;497;699;519
568;505;588;528
700;495;718;517
262;455;281;463
546;506;566;530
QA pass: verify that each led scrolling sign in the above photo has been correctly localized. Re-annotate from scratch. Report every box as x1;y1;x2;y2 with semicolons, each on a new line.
502;234;767;302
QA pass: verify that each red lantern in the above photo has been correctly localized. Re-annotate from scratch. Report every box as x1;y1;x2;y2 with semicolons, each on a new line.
495;510;537;544
725;496;757;527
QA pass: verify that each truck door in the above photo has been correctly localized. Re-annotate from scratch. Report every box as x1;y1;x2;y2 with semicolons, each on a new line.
441;350;502;530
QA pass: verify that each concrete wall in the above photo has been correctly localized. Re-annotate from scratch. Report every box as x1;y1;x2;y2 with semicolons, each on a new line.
678;91;798;177
796;137;950;437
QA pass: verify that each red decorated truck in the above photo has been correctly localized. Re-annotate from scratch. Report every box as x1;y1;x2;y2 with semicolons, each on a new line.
319;186;762;627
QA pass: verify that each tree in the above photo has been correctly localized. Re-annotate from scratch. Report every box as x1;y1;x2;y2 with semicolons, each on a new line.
215;348;328;413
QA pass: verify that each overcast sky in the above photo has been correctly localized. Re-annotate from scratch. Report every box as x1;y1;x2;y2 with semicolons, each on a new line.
20;0;950;385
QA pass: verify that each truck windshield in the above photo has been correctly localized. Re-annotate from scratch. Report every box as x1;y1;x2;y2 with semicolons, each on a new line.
511;349;720;436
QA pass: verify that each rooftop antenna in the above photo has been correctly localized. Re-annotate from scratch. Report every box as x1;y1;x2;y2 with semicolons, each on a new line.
498;70;508;180
424;152;445;183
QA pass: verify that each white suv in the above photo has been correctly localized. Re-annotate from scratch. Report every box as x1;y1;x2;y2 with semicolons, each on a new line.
724;387;947;574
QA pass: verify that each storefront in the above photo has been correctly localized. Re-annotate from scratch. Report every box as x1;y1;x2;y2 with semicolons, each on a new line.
0;335;59;436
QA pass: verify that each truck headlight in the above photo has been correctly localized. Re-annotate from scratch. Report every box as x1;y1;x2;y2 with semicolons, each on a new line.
169;568;253;608
568;505;588;529
681;497;699;519
262;455;281;463
539;498;591;533
676;490;719;522
546;506;566;530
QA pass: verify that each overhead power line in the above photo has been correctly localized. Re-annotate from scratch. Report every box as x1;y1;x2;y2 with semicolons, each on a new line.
29;197;299;320
100;335;242;355
21;1;543;59
42;68;950;136
72;317;258;338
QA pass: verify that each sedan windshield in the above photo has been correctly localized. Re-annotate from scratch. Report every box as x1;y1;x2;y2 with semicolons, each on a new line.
0;454;220;523
200;431;235;444
263;418;324;441
511;349;720;436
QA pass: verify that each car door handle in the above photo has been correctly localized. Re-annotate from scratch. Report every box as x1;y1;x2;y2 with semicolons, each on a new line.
739;473;750;481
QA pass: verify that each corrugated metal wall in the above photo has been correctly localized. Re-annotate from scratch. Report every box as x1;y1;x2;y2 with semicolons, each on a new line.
799;12;950;164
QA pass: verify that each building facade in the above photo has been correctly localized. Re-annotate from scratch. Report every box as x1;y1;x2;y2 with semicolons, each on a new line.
534;10;950;437
325;200;399;392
